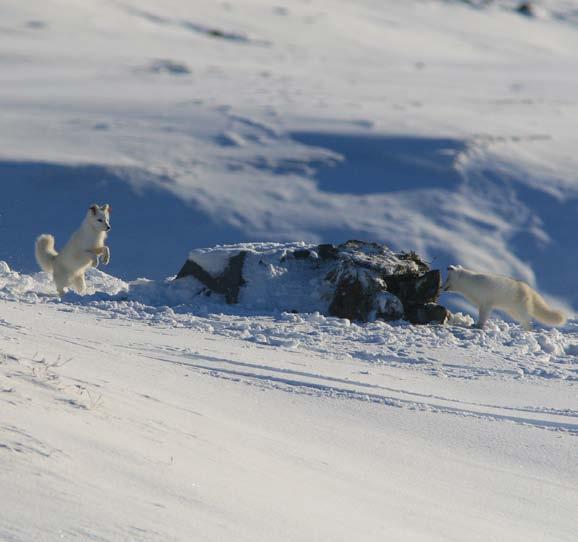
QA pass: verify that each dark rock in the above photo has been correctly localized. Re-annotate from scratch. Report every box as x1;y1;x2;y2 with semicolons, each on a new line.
385;270;441;311
405;303;450;325
329;268;393;322
318;244;339;260
176;251;247;304
322;242;440;323
292;249;312;260
515;2;535;17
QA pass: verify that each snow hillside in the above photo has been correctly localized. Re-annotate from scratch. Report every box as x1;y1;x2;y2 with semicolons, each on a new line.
0;0;577;309
1;0;578;540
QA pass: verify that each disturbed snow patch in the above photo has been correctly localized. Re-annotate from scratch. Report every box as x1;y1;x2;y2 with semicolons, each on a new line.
0;262;127;302
0;261;575;382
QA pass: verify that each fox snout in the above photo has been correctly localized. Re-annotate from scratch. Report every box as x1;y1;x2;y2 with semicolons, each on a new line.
443;265;459;291
442;274;451;291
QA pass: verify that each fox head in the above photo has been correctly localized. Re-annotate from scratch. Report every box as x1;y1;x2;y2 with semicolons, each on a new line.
442;265;463;291
87;204;111;232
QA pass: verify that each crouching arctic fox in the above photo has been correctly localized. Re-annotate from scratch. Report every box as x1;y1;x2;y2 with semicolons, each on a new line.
443;265;567;330
35;204;111;296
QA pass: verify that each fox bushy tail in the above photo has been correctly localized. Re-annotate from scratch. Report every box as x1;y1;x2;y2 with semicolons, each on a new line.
35;234;58;273
530;290;567;326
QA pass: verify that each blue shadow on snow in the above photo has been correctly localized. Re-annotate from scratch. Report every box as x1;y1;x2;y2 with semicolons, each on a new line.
292;132;466;194
0;162;245;280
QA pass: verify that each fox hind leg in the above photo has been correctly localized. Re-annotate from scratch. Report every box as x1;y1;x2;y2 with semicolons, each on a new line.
512;314;532;331
520;319;532;331
71;274;87;295
509;307;532;331
476;304;492;329
53;269;69;297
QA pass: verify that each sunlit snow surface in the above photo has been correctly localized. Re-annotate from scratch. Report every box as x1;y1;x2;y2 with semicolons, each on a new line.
1;261;577;540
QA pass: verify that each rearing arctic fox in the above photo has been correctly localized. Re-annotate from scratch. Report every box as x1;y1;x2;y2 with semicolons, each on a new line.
443;265;566;330
35;204;111;296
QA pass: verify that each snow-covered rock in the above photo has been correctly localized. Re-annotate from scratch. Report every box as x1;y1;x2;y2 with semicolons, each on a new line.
177;241;449;324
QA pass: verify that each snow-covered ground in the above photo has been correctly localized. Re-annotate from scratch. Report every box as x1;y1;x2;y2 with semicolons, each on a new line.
1;266;577;541
1;0;577;540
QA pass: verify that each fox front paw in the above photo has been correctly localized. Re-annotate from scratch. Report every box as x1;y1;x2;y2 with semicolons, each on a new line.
102;246;110;265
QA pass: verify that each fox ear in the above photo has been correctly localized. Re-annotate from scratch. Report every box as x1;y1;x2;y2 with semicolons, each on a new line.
89;204;98;215
104;204;111;214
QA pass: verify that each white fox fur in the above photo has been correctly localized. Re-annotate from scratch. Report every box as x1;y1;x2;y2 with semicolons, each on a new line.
443;265;567;330
35;204;111;296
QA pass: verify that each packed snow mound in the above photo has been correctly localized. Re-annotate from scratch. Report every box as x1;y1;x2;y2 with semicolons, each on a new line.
177;241;448;324
0;261;127;303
